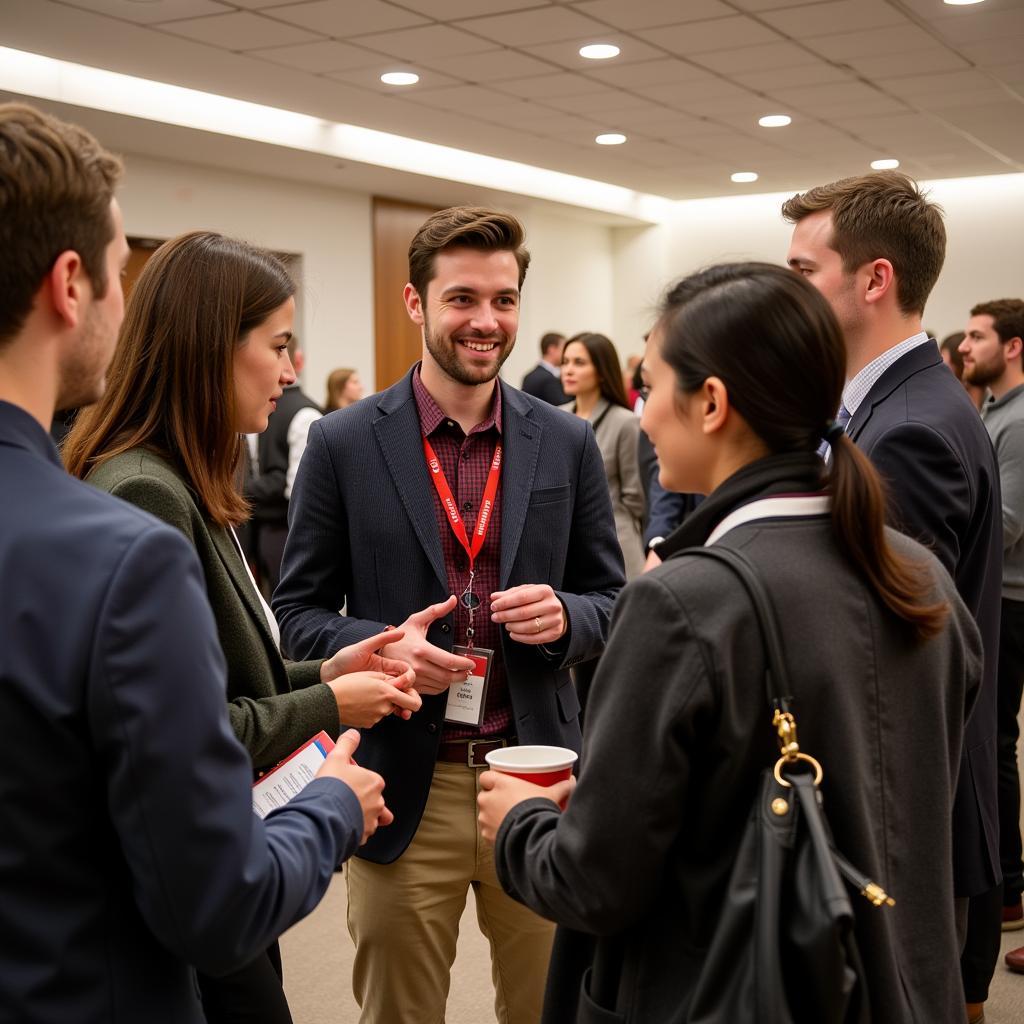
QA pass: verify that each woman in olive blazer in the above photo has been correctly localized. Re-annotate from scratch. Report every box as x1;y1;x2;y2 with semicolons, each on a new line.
65;231;419;1024
87;447;348;769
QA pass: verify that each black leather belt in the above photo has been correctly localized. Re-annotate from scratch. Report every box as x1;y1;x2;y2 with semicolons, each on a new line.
436;736;513;768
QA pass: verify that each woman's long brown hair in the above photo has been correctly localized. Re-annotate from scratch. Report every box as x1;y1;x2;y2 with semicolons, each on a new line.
64;231;295;526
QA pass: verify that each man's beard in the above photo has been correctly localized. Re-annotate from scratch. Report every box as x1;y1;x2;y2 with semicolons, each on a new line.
423;311;514;387
56;303;115;412
963;352;1005;388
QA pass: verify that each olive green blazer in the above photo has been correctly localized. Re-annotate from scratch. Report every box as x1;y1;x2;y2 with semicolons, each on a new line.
88;448;339;771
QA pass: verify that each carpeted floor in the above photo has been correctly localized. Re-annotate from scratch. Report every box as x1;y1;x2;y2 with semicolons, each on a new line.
281;873;1024;1023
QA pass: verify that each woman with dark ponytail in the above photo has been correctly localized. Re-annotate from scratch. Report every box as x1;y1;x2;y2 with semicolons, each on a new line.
478;262;982;1022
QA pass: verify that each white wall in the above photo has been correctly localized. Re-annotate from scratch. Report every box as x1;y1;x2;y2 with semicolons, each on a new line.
118;154;374;407
508;207;618;384
610;172;1024;346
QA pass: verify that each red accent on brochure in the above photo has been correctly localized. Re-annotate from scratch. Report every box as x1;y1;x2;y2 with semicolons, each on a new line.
251;730;336;819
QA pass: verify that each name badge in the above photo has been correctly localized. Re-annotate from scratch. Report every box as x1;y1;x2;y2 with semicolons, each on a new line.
444;646;493;727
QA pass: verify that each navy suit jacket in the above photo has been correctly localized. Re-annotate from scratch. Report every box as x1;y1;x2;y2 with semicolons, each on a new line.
0;401;362;1024
848;342;1002;895
274;368;626;862
521;363;567;405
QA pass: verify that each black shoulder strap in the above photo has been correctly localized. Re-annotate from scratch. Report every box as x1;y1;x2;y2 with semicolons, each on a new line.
680;544;793;714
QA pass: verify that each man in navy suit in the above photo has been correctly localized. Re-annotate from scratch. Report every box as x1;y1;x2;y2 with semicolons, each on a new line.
275;207;625;1023
521;331;567;404
0;102;390;1024
784;172;1003;1024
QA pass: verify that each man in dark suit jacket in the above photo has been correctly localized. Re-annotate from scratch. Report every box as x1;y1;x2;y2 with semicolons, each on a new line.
520;330;567;404
785;171;1003;1024
245;335;322;592
275;207;624;1023
0;102;387;1024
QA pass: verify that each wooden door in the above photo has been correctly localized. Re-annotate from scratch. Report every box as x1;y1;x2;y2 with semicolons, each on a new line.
373;197;439;391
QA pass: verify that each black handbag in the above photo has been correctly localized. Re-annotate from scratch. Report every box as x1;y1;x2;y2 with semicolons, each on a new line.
683;545;895;1024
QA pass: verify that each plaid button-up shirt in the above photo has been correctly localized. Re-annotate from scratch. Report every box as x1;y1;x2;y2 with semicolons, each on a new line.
412;367;512;740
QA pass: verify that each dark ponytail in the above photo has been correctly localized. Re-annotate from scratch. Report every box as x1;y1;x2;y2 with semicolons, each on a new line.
657;262;947;640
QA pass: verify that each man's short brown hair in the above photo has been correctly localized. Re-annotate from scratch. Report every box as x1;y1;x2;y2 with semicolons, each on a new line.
540;331;564;356
971;298;1024;345
781;171;945;317
0;103;123;346
407;206;530;300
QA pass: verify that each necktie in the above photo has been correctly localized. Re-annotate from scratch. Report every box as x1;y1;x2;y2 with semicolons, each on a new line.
817;403;851;460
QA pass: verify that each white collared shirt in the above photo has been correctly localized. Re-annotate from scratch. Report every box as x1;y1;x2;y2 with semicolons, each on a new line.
842;331;932;419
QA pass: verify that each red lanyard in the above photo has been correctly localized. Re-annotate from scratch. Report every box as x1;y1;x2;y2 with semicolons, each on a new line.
422;435;502;573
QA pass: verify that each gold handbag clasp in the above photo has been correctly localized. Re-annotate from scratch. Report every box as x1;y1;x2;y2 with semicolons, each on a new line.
773;709;800;760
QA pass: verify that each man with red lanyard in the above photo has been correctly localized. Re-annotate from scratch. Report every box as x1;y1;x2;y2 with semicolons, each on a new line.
274;206;625;1023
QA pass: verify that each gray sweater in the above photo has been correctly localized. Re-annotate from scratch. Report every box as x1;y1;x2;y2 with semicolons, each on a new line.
982;383;1024;598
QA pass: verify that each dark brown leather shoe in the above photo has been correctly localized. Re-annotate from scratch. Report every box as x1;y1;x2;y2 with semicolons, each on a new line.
1006;945;1024;974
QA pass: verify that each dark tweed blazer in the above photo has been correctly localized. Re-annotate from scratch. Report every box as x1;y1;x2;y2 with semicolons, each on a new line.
88;449;338;772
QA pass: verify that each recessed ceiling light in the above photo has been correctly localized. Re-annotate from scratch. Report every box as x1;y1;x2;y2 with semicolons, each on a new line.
944;1;986;6
870;158;900;170
595;132;627;145
380;71;419;86
731;171;758;183
758;114;791;128
580;44;620;60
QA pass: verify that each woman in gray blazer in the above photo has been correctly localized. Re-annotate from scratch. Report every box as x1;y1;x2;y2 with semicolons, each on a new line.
561;332;645;577
64;232;420;1024
480;263;982;1022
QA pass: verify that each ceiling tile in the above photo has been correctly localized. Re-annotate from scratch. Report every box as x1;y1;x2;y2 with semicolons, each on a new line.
627;112;733;137
636;76;750;105
353;24;499;59
404;84;531;113
416;48;555;81
624;138;701;166
490;72;610;98
958;37;1024;67
916;87;1023;113
160;11;320;50
213;0;290;7
610;101;707;125
62;0;228;22
454;6;607;46
248;39;382;72
676;93;788;119
501;108;602;132
988;63;1024;87
584;58;719;88
325;65;464;92
929;7;1024;45
839;48;971;78
544;87;665;115
521;36;664;70
692;41;822;75
758;0;908;39
728;0;836;9
637;15;784;56
832;113;954;145
261;0;428;36
878;70;1007;100
571;0;733;30
805;24;941;61
731;62;855;91
396;0;543;17
785;91;913;119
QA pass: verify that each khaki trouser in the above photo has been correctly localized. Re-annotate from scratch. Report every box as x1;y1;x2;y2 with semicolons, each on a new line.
346;761;555;1024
